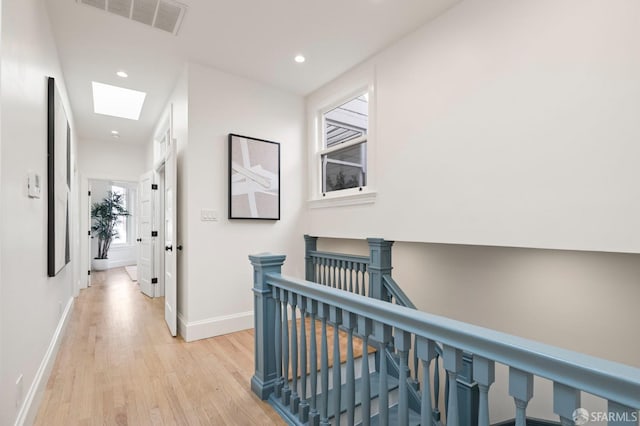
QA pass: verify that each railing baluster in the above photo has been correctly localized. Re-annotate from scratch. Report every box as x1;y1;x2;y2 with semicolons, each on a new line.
361;263;367;296
281;289;291;406
298;297;309;422
412;335;419;386
375;322;392;426
354;266;360;295
433;354;441;422
331;307;343;426
332;259;337;288
338;260;343;290
443;345;462;426
308;299;320;426
344;312;357;426
553;382;580;426
358;317;372;426
319;303;330;426
347;261;353;293
321;258;326;285
509;368;533;426
608;401;639;426
290;293;300;413
417;337;437;426
273;287;282;398
396;330;411;426
473;356;495;426
313;257;319;283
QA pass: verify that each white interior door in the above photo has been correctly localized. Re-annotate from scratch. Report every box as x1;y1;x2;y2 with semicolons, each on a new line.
138;171;157;298
87;182;92;287
164;135;177;336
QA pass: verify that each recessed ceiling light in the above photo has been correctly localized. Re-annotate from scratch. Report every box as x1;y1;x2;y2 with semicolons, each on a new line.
92;82;146;121
294;55;306;63
111;130;119;135
116;71;128;78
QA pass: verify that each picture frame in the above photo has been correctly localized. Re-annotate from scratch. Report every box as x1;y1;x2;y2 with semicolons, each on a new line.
228;133;280;220
47;77;71;277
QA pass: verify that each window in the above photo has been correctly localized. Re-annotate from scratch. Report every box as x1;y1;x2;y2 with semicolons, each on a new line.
320;93;369;194
111;185;133;245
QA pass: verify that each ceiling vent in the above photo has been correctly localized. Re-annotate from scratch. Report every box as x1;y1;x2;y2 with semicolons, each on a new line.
77;0;186;36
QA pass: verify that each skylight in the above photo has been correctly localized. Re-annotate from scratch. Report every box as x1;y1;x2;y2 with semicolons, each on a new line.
92;82;146;120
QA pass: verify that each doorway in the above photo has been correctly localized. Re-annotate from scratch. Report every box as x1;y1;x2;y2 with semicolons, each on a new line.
88;179;138;273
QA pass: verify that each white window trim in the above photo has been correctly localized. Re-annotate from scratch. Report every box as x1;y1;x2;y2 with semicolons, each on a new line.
307;72;377;207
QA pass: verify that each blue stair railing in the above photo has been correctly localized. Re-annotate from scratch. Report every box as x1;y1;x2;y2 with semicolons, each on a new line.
305;236;450;424
251;252;640;426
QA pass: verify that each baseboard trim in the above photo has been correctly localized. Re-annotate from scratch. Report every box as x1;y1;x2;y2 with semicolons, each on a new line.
15;296;74;426
180;310;254;342
107;259;136;269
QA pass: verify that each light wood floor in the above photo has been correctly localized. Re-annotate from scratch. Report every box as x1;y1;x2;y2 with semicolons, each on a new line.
34;268;285;426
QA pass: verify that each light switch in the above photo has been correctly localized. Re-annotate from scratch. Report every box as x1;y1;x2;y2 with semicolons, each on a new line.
201;209;218;222
27;171;41;198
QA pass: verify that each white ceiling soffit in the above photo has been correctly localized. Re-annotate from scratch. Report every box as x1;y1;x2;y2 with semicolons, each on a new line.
77;0;186;35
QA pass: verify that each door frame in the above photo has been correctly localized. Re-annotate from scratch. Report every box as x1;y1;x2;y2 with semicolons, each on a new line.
81;173;140;287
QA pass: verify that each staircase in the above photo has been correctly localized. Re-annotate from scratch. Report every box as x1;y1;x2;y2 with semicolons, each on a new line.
250;237;640;426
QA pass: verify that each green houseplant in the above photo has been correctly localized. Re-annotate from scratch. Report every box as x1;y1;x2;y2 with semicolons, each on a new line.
91;190;130;270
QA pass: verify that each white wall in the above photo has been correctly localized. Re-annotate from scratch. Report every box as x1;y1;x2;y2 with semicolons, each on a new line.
173;63;305;341
307;0;640;254
78;139;146;182
0;0;78;424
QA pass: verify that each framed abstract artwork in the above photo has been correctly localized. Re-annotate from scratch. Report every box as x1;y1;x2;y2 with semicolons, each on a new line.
47;77;71;277
228;133;280;220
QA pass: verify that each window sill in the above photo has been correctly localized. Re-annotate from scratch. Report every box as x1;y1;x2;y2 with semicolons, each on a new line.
308;190;377;209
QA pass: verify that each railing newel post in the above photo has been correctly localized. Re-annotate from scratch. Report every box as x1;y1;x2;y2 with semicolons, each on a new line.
367;238;394;301
249;253;286;400
305;235;318;282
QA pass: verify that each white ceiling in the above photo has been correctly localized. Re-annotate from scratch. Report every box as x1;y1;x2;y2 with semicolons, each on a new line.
45;0;459;146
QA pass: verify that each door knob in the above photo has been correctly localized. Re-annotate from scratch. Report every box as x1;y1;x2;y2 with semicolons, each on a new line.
177;245;183;251
165;245;173;252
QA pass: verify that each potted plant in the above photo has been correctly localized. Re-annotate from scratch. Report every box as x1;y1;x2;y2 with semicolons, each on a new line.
91;190;130;271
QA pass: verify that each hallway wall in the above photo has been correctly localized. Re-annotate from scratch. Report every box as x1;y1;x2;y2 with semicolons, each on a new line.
78;138;147;182
0;0;78;424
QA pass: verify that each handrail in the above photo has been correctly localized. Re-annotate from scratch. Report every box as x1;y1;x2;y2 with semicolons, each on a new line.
308;250;370;265
382;274;416;309
265;272;640;410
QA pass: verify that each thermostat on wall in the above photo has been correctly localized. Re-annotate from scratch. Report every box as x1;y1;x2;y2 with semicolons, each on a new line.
27;171;41;198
